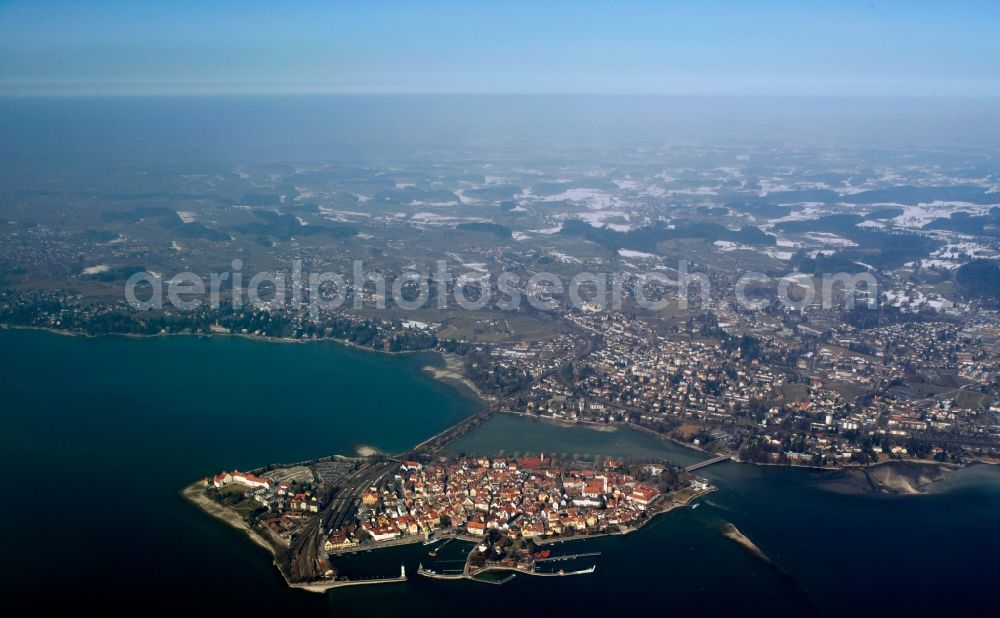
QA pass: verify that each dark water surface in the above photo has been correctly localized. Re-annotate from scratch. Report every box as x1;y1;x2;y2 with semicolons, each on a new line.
2;328;997;615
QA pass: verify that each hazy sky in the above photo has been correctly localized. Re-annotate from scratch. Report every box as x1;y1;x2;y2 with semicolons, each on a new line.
1;1;998;97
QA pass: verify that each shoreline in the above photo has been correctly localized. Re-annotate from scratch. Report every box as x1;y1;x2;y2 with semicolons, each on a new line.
495;409;987;474
180;481;279;558
14;324;998;590
533;485;716;546
2;322;491;409
9;324;990;476
182;480;413;593
421;351;492;403
429;487;716;583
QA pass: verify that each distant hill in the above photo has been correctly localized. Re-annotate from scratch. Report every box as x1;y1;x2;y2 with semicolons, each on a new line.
774;214;864;236
100;207;230;241
923;209;1000;237
955;260;1000;300
461;185;523;201
865;207;904;220
237;210;356;241
455;222;512;239
559;219;775;252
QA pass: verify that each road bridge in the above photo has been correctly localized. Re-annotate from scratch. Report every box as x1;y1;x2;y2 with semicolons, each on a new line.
685;455;730;472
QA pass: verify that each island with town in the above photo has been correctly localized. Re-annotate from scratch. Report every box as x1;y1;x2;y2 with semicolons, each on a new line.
185;448;716;591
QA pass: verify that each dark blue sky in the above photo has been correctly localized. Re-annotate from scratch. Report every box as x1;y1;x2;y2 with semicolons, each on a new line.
1;1;998;96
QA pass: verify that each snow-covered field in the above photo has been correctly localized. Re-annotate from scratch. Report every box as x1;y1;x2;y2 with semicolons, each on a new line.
618;249;656;259
892;201;997;229
575;210;637;232
802;233;858;247
546;187;618;209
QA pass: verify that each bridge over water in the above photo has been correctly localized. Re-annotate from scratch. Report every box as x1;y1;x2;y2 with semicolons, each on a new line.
685;455;731;472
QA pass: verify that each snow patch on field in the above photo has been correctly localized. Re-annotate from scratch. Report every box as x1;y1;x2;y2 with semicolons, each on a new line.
803;233;858;247
549;251;582;264
714;240;759;252
547;188;617;209
614;178;642;191
883;289;955;312
920;242;1000;270
764;203;826;227
892;201;997;229
780;272;815;287
856;220;885;229
774;237;802;248
411;212;488;225
576;210;635;232
618;249;656;259
664;187;718;197
919;259;961;270
410;199;461;207
762;248;794;260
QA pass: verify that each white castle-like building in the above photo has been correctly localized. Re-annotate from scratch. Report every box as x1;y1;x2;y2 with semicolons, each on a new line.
212;470;273;490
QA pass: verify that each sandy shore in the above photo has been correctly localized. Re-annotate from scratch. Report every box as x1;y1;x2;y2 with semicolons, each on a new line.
181;482;278;556
422;352;491;403
722;522;772;563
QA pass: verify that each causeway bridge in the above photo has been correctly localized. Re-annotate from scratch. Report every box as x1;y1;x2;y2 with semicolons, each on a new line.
685;455;731;472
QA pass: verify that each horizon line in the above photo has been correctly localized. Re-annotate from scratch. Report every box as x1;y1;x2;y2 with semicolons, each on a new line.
3;90;1000;101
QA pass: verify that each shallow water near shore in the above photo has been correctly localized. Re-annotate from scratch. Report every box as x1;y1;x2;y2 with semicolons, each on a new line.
2;328;998;615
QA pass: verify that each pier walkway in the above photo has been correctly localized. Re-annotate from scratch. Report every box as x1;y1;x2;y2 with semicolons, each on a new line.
534;551;601;563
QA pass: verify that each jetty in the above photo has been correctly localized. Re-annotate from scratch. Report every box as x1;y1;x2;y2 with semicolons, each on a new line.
289;564;408;593
525;565;596;577
473;572;517;585
417;563;465;580
534;551;601;563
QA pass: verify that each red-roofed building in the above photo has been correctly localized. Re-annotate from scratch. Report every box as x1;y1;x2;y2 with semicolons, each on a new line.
626;484;658;509
466;520;486;536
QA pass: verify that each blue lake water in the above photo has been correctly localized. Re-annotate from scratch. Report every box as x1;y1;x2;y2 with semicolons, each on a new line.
1;328;997;615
